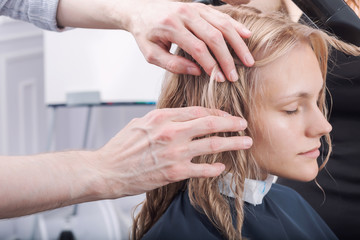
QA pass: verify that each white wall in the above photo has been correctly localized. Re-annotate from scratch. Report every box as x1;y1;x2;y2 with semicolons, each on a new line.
0;17;46;156
44;29;165;105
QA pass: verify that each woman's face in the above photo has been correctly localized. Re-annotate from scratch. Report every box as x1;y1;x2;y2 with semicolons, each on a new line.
251;43;332;182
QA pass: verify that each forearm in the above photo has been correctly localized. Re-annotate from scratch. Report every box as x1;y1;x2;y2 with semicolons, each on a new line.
0;151;104;218
56;0;195;30
56;0;136;30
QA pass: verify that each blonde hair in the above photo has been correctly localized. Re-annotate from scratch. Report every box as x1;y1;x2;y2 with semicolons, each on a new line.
132;6;360;240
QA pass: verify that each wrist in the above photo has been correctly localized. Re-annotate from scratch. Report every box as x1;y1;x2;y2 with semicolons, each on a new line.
84;149;129;200
60;151;109;204
105;0;137;31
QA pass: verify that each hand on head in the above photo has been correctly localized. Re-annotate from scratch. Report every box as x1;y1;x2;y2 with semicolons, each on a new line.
94;106;251;197
128;0;254;82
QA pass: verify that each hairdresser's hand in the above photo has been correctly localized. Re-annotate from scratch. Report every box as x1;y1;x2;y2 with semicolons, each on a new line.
94;107;252;197
128;0;254;82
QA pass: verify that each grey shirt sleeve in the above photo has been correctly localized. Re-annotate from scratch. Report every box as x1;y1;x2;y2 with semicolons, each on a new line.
0;0;61;31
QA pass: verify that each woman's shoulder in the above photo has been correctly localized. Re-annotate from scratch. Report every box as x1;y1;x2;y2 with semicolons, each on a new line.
265;183;325;221
242;183;338;240
270;182;309;202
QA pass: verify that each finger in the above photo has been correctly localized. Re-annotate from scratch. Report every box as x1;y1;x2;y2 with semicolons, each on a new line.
183;162;226;178
186;16;236;82
159;14;225;81
182;115;248;137
150;106;233;123
188;135;253;157
201;5;252;39
200;6;255;69
171;31;221;82
141;41;202;75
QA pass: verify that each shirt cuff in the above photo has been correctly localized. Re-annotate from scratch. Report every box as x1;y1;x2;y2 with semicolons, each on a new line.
28;0;63;31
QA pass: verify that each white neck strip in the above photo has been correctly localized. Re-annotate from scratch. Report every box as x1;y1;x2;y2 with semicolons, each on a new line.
219;173;275;206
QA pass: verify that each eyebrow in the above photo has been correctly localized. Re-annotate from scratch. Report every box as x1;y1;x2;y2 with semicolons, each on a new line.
279;92;311;100
274;88;324;106
278;83;325;101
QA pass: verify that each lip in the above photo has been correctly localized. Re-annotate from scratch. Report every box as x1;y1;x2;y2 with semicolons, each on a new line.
299;147;320;158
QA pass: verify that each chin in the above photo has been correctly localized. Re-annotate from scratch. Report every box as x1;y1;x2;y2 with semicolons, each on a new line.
301;172;318;182
292;159;320;182
280;167;319;182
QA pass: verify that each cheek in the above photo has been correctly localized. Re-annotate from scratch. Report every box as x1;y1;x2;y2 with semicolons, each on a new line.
252;115;299;160
260;114;300;141
254;116;290;142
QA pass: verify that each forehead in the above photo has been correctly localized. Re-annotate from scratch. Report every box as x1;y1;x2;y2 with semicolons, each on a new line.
255;43;324;101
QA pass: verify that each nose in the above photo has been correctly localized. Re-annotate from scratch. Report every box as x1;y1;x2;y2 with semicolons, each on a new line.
305;108;332;138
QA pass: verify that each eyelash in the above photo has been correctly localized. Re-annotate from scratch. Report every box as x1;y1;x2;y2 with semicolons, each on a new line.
284;98;321;116
285;109;298;115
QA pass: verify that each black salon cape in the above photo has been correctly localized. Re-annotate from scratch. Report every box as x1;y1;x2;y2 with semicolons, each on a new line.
142;183;337;240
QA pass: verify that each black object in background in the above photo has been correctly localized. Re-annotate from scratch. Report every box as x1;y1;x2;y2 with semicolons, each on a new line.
58;230;76;240
292;0;360;47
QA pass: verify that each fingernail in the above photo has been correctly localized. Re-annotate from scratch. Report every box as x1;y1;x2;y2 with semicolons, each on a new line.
240;119;247;129
243;137;253;148
216;71;226;82
245;53;255;66
218;164;225;172
230;69;238;82
187;66;200;75
243;28;252;35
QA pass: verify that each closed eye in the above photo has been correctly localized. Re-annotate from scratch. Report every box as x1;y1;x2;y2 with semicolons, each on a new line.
285;109;298;115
